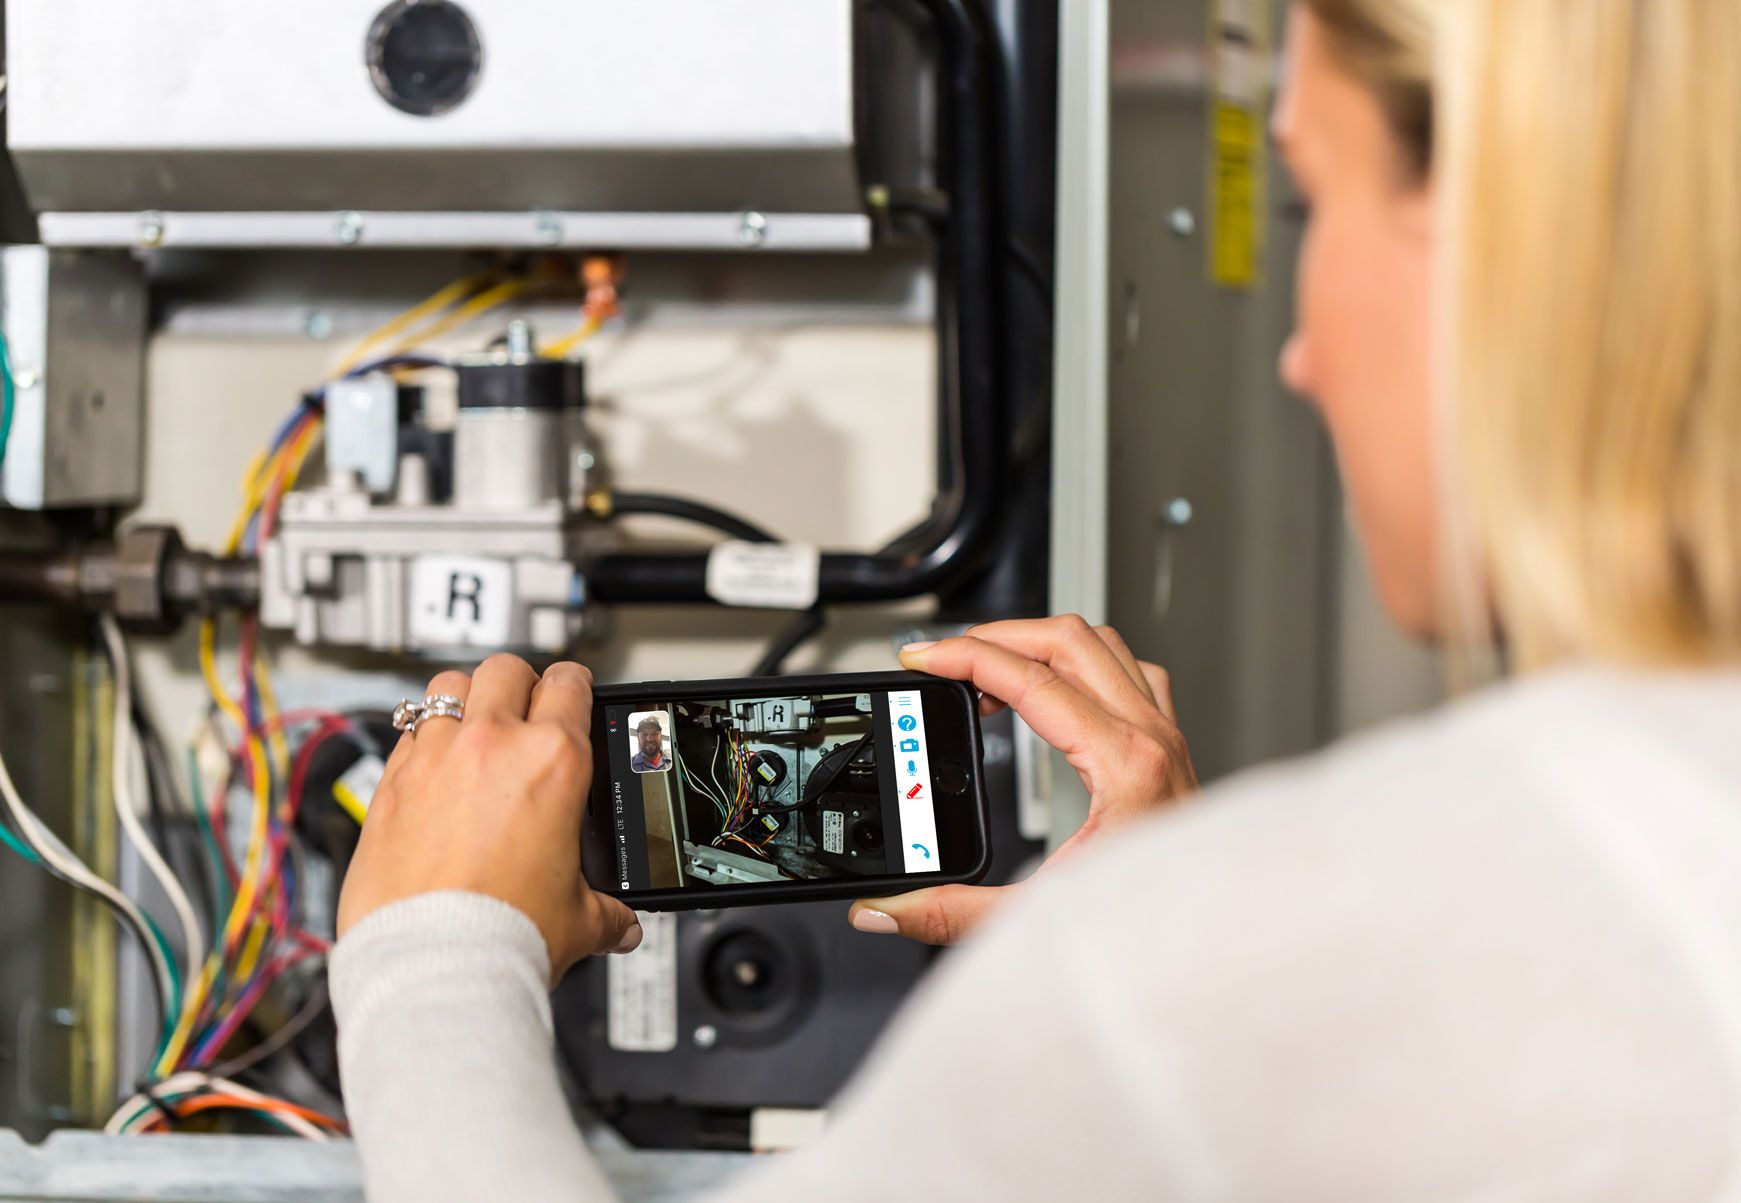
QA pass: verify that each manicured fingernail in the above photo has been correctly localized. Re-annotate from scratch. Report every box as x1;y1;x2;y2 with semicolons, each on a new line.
612;923;644;954
900;641;938;657
851;907;900;935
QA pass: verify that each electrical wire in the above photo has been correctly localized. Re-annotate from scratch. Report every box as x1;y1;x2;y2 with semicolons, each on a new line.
0;735;175;1057
383;277;528;356
0;326;14;474
605;493;780;544
100;616;207;987
541;313;602;359
332;271;496;377
750;605;827;676
207;975;328;1082
107;1071;344;1140
751;733;873;815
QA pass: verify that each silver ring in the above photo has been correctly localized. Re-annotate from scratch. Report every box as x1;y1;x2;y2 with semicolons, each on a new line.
392;694;468;735
417;703;465;731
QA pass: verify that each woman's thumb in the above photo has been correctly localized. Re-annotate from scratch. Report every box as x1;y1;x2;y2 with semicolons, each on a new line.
849;883;1008;946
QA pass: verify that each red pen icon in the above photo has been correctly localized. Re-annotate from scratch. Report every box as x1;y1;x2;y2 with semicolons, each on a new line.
906;782;925;800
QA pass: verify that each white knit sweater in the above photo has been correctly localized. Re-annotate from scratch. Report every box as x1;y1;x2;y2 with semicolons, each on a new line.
332;669;1741;1201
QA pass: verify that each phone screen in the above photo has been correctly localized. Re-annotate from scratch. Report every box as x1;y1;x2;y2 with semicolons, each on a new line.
590;679;982;898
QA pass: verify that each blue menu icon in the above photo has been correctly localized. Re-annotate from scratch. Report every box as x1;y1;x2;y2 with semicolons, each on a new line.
899;738;920;753
897;714;918;732
906;759;917;775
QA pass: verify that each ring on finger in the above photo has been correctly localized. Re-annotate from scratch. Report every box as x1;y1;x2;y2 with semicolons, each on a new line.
392;694;469;735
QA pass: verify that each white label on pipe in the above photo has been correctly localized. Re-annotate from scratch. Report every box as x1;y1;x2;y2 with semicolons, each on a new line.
704;542;820;609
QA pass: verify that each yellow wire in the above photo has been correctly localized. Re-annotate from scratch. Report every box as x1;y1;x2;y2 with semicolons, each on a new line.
158;641;271;1076
541;314;602;359
331;271;497;379
235;269;497;493
167;270;524;1074
162;419;326;1076
383;278;528;355
232;918;270;989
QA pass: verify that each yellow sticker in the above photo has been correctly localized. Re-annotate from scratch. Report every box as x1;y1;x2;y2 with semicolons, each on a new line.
1209;0;1270;290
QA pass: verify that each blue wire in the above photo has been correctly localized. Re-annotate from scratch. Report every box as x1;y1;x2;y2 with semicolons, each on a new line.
0;328;14;475
0;821;40;864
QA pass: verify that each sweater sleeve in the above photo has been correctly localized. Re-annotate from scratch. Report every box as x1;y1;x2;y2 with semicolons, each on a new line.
330;884;1176;1203
330;892;620;1203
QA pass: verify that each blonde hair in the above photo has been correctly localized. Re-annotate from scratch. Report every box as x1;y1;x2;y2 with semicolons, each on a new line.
1308;0;1741;670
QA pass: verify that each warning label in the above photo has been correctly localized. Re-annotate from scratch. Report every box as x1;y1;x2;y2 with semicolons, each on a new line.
606;912;677;1052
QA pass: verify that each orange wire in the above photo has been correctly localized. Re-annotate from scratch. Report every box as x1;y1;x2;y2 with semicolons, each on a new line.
141;1094;348;1133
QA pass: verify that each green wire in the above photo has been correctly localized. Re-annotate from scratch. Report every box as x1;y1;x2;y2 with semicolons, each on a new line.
2;815;181;1065
185;747;232;933
141;912;183;1063
0;327;13;474
0;821;40;864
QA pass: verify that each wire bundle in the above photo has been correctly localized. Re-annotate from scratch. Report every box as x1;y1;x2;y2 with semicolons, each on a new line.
0;266;604;1135
141;268;578;1113
677;729;777;858
106;1072;345;1140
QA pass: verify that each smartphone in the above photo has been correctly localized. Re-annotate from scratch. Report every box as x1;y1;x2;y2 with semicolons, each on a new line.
583;671;990;910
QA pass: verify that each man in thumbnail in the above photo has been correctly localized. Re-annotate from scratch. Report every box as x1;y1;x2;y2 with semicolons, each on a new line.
631;716;671;773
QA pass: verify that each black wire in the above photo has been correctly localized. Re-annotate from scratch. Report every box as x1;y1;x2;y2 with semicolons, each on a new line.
751;734;874;815
135;1078;182;1131
131;702;216;929
608;492;779;544
749;606;827;677
208;973;330;1082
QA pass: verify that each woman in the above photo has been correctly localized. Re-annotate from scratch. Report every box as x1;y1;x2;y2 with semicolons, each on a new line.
332;0;1741;1198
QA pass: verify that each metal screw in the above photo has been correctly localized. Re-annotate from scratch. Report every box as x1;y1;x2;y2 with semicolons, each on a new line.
736;210;768;248
1164;497;1194;528
136;211;165;247
12;367;40;391
47;1008;77;1028
1168;208;1197;238
692;1024;719;1049
505;319;535;361
303;311;334;340
532;211;564;246
335;211;365;246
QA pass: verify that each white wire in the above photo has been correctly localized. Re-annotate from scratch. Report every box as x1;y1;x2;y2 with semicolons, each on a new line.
106;1071;331;1141
0;734;176;1023
99;615;206;982
708;733;737;815
678;754;728;820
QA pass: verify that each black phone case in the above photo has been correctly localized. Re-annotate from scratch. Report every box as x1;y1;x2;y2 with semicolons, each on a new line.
590;670;992;912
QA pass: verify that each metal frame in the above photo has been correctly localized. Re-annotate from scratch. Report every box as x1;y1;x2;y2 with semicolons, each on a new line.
39;211;873;254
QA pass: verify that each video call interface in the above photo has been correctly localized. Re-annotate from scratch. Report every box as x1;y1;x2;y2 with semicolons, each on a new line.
602;690;943;891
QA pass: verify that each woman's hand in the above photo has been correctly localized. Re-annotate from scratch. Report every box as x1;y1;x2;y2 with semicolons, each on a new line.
336;654;642;981
849;616;1196;944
